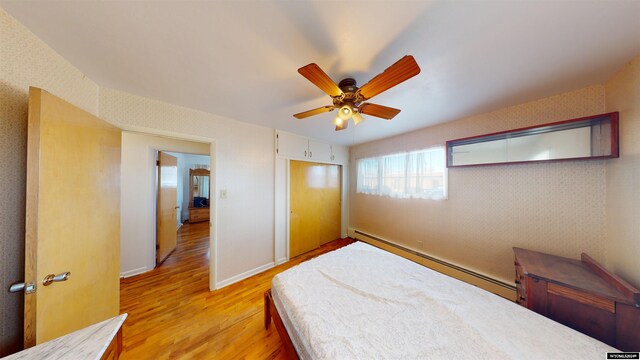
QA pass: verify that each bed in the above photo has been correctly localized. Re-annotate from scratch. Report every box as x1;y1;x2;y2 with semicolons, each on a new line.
264;241;618;359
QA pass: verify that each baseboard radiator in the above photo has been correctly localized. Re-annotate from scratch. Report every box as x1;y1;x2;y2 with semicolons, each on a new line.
353;230;516;299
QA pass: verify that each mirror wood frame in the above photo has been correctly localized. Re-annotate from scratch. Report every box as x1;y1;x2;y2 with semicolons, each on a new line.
188;168;210;223
446;112;619;168
189;168;210;206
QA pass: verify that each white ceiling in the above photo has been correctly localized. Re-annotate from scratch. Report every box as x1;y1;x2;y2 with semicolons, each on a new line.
2;1;639;146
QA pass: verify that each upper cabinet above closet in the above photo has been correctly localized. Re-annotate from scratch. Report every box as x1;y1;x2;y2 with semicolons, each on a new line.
308;139;332;162
276;130;347;164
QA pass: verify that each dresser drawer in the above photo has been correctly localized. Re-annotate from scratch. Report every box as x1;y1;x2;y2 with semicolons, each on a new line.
515;262;527;305
189;208;210;223
515;267;526;288
515;263;523;280
548;290;615;345
516;284;527;306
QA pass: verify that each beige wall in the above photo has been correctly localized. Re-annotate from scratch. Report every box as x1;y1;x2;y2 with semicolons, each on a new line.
605;56;640;288
99;88;276;289
350;85;608;284
0;9;100;356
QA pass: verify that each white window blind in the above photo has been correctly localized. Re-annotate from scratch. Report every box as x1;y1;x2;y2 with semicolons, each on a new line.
356;146;447;200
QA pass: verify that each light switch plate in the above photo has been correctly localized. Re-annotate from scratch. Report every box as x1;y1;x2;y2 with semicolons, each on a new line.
220;189;227;199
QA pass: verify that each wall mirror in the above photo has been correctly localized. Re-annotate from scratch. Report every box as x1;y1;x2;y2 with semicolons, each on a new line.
188;168;210;223
446;112;618;167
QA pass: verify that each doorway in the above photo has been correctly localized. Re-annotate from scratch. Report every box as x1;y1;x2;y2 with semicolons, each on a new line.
119;132;212;279
289;160;341;258
158;151;211;266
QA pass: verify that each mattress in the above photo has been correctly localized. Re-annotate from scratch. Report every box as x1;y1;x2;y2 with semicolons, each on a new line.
271;242;617;359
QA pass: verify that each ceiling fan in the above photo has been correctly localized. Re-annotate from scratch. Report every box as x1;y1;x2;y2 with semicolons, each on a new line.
293;55;421;131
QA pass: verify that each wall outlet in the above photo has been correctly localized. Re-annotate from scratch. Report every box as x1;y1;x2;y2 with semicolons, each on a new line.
220;189;228;199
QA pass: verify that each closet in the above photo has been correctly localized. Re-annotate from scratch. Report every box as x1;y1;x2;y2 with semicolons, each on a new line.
289;161;341;257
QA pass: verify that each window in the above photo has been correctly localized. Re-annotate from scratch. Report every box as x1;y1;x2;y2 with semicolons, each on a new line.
357;146;447;200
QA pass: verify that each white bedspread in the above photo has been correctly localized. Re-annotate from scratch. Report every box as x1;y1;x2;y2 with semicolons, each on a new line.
271;242;617;359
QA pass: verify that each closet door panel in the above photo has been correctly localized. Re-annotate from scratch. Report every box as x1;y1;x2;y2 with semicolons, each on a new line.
289;161;341;257
290;161;320;257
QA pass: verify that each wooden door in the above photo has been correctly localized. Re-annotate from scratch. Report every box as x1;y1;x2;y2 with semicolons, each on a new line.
156;151;178;264
24;87;121;347
289;161;341;258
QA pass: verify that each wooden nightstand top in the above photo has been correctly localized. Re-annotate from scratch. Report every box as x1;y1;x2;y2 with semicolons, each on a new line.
513;247;638;305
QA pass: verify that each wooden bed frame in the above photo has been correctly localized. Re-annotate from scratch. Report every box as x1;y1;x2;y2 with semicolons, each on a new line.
264;289;299;359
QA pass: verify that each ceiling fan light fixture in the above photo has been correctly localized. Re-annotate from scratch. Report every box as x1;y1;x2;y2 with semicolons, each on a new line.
334;116;344;127
353;112;365;125
338;104;353;121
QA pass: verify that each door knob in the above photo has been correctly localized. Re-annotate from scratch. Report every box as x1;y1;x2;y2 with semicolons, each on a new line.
42;271;70;286
9;282;36;294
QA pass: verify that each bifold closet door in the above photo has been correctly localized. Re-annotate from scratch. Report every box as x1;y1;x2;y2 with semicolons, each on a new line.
289;161;341;258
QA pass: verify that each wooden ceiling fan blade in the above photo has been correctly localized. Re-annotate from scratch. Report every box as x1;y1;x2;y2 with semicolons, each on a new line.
298;63;344;97
293;105;335;119
359;103;401;120
352;112;365;125
358;55;421;100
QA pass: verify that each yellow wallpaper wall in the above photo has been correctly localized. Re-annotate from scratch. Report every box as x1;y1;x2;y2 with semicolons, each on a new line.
350;86;608;284
605;56;640;288
0;9;99;355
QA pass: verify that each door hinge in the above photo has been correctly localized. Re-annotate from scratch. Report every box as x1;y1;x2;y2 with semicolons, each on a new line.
156;160;160;166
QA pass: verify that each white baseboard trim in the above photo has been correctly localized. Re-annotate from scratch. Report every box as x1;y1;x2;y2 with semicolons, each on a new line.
215;262;275;289
275;257;287;266
120;266;150;278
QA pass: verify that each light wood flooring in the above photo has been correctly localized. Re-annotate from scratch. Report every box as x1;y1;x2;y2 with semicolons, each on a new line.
120;221;355;359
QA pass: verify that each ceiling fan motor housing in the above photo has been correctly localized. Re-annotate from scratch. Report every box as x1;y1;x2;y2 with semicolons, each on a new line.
338;78;358;93
336;78;361;106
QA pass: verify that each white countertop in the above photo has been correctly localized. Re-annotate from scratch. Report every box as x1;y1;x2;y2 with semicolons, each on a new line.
4;314;127;360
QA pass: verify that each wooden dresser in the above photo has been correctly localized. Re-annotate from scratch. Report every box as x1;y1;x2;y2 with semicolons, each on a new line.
188;207;209;223
513;247;640;351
